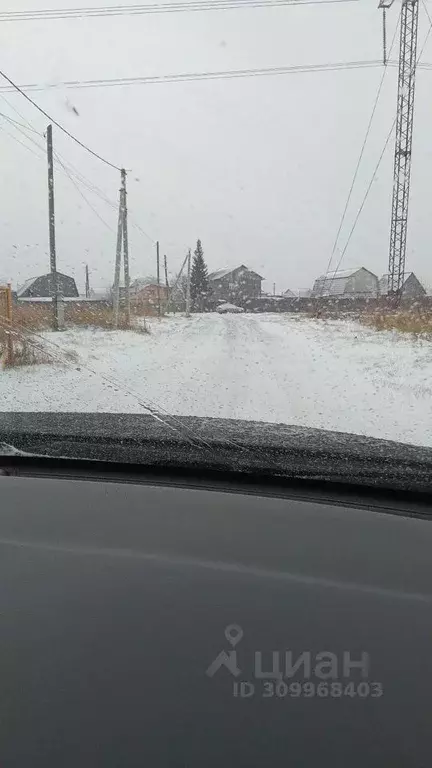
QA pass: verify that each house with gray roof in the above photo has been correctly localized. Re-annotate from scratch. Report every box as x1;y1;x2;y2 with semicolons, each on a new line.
17;271;79;299
311;267;379;298
208;265;263;303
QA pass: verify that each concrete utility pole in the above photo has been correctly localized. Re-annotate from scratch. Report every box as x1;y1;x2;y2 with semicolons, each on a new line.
164;250;188;315
112;168;130;328
121;169;131;326
185;248;191;317
164;254;169;290
156;240;161;318
85;264;90;298
46;124;59;330
113;173;123;327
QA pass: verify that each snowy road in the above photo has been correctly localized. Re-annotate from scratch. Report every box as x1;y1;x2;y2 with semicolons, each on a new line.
1;313;431;446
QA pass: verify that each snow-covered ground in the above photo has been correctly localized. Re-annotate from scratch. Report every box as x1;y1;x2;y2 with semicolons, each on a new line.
1;313;431;447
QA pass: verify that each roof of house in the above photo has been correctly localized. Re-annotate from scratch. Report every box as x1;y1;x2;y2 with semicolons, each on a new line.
378;272;426;293
318;267;365;281
137;282;167;290
17;271;76;298
131;278;154;290
16;276;38;297
283;288;311;298
208;265;263;281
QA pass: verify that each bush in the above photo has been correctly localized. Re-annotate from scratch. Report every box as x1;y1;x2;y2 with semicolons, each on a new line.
360;309;432;337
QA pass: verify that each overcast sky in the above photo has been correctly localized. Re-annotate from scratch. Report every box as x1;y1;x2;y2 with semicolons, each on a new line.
1;0;432;294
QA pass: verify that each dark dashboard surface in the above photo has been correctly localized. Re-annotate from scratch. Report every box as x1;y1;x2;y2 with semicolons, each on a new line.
0;472;431;767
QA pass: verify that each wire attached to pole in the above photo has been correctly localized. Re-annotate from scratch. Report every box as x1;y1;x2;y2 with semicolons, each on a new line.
0;67;121;170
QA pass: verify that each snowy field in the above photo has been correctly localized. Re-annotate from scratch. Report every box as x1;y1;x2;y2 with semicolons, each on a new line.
1;313;431;447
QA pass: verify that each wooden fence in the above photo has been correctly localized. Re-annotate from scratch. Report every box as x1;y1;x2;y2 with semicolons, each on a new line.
0;285;13;364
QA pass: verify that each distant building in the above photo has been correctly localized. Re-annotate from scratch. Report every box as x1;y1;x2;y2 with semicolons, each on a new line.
208;265;263;303
283;288;311;298
133;282;169;306
113;279;169;310
17;271;79;299
378;272;426;298
311;267;379;298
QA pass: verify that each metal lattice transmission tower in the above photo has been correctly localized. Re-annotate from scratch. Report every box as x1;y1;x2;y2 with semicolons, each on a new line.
380;0;419;296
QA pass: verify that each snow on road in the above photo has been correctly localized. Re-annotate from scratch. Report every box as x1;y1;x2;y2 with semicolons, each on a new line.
1;313;431;446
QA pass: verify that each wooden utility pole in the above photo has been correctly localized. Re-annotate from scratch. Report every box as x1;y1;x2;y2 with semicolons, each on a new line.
121;169;131;326
185;248;191;317
156;241;161;318
85;264;90;298
46;124;59;330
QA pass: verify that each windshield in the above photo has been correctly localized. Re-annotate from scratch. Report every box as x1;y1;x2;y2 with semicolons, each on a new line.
0;0;431;465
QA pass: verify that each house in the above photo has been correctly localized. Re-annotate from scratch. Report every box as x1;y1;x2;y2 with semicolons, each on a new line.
132;282;169;306
208;265;263;303
378;272;426;298
115;279;168;304
311;267;379;298
17;271;79;299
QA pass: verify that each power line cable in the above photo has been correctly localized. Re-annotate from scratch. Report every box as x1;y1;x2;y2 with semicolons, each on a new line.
0;119;46;161
46;148;156;241
54;151;117;232
0;67;121;170
0;101;156;247
0;0;359;22
327;20;432;284
0;93;37;132
0;60;386;95
321;7;401;287
422;0;432;29
0;109;41;135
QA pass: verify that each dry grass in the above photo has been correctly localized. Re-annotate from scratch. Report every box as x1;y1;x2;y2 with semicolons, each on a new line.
66;303;116;328
360;308;432;337
8;302;154;332
1;331;53;368
1;301;152;369
13;303;52;330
